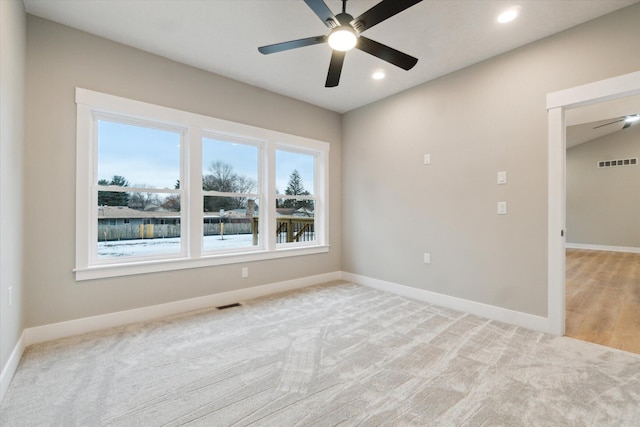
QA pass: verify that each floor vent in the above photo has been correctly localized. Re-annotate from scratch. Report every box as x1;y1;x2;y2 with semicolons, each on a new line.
216;302;242;310
597;158;637;168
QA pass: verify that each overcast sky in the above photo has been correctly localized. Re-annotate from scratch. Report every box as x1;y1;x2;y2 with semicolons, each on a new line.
97;120;314;194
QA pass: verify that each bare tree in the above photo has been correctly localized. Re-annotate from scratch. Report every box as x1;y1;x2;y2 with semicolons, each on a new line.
203;161;237;193
128;185;161;211
202;161;256;211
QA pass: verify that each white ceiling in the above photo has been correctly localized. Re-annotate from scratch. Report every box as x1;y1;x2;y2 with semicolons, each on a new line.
23;0;639;113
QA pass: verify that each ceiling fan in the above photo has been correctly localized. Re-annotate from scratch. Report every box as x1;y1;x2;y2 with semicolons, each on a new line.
593;114;640;130
258;0;422;88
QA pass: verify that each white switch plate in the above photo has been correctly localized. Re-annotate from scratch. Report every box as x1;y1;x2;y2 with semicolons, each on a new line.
497;171;507;184
424;154;431;165
242;267;249;278
497;201;507;214
424;253;431;264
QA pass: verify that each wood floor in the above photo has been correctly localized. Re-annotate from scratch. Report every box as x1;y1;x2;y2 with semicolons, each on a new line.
566;249;640;354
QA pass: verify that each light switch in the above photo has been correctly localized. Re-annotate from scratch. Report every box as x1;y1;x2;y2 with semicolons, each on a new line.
497;201;507;215
424;154;431;165
497;171;507;184
424;253;431;264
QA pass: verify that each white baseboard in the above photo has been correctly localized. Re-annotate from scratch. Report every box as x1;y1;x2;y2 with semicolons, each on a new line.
342;272;551;334
3;270;551;403
565;243;640;254
1;271;339;403
23;271;341;347
0;331;25;402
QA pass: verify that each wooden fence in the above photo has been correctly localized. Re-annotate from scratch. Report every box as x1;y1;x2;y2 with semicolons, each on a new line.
98;217;315;243
98;224;182;241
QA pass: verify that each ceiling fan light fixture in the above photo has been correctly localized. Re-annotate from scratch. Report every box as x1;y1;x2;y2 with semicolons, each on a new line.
624;114;640;123
328;26;357;51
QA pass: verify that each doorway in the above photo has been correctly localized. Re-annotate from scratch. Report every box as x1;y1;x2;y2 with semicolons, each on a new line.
547;70;640;337
563;95;640;353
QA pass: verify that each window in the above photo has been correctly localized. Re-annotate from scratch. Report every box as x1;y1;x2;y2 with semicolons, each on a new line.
95;118;184;261
276;149;317;245
75;88;329;280
202;136;261;253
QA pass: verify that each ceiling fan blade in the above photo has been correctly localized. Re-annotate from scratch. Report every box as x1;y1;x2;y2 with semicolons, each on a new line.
303;0;339;28
357;36;418;70
351;0;423;33
622;121;632;129
593;118;624;129
258;35;326;55
325;50;346;87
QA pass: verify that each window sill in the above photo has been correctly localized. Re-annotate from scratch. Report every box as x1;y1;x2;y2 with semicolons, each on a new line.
74;245;330;281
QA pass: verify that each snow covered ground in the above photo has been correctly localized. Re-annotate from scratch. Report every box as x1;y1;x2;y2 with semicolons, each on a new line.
98;234;255;258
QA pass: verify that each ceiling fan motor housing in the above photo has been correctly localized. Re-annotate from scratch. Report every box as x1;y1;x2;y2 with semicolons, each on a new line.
328;13;358;51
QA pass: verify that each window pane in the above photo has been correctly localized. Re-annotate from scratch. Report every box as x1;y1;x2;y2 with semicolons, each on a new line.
97;192;181;258
276;199;315;244
98;120;181;190
276;150;314;196
202;138;258;193
203;196;259;251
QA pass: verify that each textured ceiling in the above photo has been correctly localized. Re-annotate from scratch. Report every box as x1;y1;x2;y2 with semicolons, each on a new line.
23;0;639;113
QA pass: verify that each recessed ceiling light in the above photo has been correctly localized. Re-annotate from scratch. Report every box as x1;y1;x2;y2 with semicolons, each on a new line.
625;114;640;122
372;70;385;80
497;7;519;24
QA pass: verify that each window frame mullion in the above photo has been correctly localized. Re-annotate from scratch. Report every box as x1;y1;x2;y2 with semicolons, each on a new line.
188;126;202;260
264;142;276;252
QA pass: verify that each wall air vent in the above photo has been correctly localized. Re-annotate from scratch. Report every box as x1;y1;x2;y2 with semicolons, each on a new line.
597;158;638;168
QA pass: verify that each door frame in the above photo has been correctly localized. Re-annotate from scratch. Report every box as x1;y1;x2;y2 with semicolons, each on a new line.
547;71;640;336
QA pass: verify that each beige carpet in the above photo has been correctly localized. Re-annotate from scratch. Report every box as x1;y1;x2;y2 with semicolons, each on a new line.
2;281;640;426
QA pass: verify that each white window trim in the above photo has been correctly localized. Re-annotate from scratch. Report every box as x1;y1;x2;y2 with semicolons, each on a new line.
201;132;265;255
90;112;189;267
274;144;324;250
75;88;330;281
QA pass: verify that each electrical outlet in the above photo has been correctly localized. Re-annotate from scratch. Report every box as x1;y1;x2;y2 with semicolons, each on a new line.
423;253;431;264
497;201;507;215
242;267;249;278
424;154;431;165
497;171;507;184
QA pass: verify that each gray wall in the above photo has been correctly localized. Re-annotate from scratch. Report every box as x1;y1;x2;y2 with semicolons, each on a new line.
567;124;640;248
24;16;342;327
0;0;26;374
342;4;640;317
16;4;640;330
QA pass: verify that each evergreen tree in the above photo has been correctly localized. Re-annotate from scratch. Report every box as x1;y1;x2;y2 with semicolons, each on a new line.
98;175;130;206
283;170;311;210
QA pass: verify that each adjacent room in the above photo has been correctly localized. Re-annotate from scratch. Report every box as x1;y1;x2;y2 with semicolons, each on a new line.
565;95;640;353
2;0;640;424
